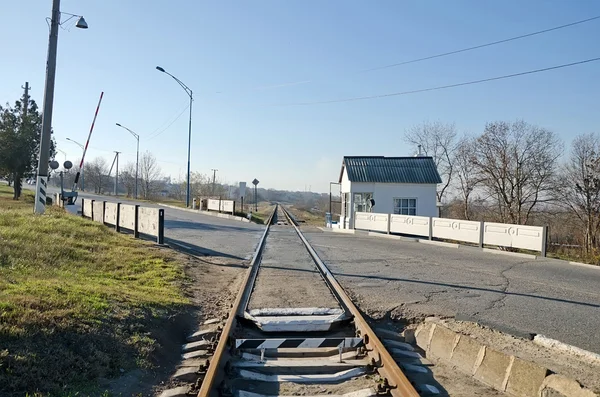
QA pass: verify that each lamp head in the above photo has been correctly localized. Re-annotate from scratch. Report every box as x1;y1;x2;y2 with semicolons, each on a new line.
116;123;122;127
156;66;166;73
75;16;88;29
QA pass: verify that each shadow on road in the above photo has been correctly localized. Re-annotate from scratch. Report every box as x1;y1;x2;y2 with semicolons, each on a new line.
261;265;600;309
164;237;247;261
165;219;260;233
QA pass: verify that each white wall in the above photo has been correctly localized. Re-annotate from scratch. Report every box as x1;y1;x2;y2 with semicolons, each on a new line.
349;182;438;217
340;167;351;193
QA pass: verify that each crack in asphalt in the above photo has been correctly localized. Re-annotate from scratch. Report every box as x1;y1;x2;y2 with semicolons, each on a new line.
485;260;529;311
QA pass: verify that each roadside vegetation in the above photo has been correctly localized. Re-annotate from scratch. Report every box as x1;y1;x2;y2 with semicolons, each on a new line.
0;185;189;395
405;121;600;266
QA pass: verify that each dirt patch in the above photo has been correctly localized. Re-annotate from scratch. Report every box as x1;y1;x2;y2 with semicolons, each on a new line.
147;252;245;397
433;319;600;393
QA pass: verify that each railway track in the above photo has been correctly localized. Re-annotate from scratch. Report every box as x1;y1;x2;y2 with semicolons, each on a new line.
181;205;438;397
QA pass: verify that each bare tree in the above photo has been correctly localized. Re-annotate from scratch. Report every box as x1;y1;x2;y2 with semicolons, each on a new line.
405;121;457;203
120;162;137;198
472;120;561;225
556;133;600;252
85;157;109;194
454;137;480;220
139;151;162;199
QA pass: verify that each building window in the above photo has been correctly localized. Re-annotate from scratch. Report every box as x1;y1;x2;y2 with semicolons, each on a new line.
394;198;417;215
354;193;373;213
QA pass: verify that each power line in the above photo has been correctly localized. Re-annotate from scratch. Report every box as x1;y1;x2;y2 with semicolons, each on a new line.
362;15;600;72
247;15;600;91
146;103;191;141
277;56;600;106
146;100;190;138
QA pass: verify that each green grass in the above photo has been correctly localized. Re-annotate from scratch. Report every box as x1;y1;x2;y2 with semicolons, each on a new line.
0;185;189;396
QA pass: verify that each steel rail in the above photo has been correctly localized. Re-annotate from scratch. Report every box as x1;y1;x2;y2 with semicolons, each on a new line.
280;206;420;397
197;205;277;397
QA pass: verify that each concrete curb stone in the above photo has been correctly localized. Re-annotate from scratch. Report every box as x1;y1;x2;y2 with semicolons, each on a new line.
506;357;549;397
540;374;598;397
473;346;512;390
414;321;598;397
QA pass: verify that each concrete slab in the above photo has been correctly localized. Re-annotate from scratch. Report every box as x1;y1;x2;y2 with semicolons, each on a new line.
159;386;190;397
172;366;199;382
474;347;512;390
181;340;211;353
506;357;549;397
181;349;210;360
428;325;458;361
415;322;435;352
450;335;484;375
178;358;209;368
187;325;220;342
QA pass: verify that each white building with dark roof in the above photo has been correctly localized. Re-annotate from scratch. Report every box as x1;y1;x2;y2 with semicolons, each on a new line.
338;156;442;229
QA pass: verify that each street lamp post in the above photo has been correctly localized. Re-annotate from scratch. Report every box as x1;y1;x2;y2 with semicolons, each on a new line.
115;123;140;199
66;137;85;191
34;0;87;214
155;66;193;207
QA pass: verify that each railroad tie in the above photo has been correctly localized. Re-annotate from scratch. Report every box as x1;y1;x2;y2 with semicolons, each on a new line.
235;337;364;350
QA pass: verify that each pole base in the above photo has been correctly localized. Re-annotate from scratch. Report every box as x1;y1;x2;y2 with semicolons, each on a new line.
34;176;48;214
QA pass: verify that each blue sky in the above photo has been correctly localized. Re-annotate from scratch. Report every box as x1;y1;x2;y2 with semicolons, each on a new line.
2;1;599;193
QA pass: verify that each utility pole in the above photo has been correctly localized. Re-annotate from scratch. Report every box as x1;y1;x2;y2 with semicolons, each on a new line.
114;151;120;196
34;0;60;214
211;169;218;196
107;151;119;195
21;82;30;118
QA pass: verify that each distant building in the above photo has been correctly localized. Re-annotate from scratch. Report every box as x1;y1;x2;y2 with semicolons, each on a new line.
338;156;442;229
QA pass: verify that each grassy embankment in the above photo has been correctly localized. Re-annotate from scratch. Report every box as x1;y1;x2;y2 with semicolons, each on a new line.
0;185;189;395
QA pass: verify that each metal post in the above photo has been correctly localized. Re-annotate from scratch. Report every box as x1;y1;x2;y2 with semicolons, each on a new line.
114;151;119;196
135;136;139;199
157;209;165;244
186;92;192;208
542;225;548;257
34;0;60;214
211;168;218;196
59;171;64;205
479;221;485;248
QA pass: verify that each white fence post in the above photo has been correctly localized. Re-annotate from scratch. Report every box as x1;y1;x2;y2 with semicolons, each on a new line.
479;221;484;248
428;217;433;240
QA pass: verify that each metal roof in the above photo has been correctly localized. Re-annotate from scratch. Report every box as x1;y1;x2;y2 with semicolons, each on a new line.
340;156;442;184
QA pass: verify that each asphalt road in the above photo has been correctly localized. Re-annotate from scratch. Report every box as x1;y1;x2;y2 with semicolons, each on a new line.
15;183;600;354
303;228;600;354
38;186;265;260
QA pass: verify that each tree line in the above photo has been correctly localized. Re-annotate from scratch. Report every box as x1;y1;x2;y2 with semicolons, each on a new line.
405;120;600;257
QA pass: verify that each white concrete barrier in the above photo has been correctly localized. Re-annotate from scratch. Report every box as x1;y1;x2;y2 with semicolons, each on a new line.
389;214;430;238
92;201;104;223
207;198;235;214
483;222;545;252
82;198;93;218
119;204;137;233
432;218;482;244
138;207;164;243
354;211;389;233
104;202;118;226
